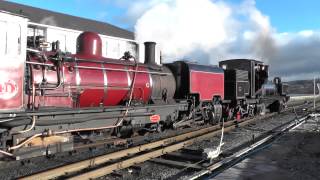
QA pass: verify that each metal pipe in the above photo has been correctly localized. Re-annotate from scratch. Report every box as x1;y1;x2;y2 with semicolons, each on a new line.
0;103;184;119
8;134;42;151
26;61;55;67
113;58;139;129
26;48;41;53
0;149;14;157
9;119;129;151
77;65;168;75
17;116;36;134
17;83;36;134
26;61;169;75
26;52;63;91
0;112;153;128
0;118;15;123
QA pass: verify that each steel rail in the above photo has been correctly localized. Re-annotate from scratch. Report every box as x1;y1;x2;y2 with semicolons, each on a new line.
188;114;310;180
17;103;312;180
67;113;268;180
19;114;275;180
19;124;223;180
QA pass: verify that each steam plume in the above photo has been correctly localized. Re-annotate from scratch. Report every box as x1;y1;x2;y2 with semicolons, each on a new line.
134;0;275;64
120;0;320;81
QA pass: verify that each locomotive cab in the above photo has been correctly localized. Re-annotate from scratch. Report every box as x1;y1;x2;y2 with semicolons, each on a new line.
219;59;268;99
219;59;289;117
0;11;28;111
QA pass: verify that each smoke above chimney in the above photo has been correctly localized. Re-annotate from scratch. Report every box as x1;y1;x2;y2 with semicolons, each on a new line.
125;0;320;81
134;0;275;64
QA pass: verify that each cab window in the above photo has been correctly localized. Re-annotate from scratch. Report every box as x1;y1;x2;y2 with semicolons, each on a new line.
7;22;21;56
1;22;22;56
0;21;6;55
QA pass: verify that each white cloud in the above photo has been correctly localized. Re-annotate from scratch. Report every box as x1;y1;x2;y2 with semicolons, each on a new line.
108;0;320;81
298;30;314;37
135;0;232;58
134;0;277;64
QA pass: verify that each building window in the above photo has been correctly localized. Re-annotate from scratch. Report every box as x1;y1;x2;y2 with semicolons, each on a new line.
105;41;108;57
27;25;47;49
0;21;22;56
0;21;6;55
126;42;138;59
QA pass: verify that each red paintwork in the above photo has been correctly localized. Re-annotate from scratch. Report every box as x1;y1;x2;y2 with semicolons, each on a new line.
29;57;73;108
0;64;24;110
25;32;152;109
28;56;152;108
236;111;241;120
76;31;103;60
190;70;224;101
77;61;105;107
102;63;129;106
3;31;152;110
73;32;151;107
34;96;73;108
150;114;161;123
102;64;151;107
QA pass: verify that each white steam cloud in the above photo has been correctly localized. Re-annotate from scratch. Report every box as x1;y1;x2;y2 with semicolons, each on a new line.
135;0;275;63
135;0;231;58
111;0;320;81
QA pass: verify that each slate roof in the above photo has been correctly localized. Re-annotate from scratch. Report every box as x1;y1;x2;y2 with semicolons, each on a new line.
0;1;134;40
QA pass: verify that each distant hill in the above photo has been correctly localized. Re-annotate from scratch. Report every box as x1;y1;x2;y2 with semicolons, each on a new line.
286;79;320;94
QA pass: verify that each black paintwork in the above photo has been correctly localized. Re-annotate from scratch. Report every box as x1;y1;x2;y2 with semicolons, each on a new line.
224;69;250;100
144;42;156;65
219;59;268;98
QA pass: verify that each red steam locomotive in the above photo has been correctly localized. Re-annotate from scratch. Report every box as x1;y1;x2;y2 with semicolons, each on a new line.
0;13;288;159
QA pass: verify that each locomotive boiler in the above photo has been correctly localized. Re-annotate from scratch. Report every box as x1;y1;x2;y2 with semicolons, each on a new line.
26;32;176;109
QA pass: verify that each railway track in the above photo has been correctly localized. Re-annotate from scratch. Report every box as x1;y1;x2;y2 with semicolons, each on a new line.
16;101;312;180
188;113;312;179
19;112;293;180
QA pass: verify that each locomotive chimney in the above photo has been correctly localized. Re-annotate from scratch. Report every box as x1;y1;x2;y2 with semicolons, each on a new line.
144;42;156;65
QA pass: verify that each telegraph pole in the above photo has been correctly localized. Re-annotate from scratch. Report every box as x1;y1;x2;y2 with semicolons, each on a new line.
314;77;316;111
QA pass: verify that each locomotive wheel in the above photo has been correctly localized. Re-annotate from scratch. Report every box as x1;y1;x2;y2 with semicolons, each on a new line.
208;111;217;125
248;107;255;117
278;101;284;113
259;104;266;115
115;125;133;138
227;108;234;121
156;123;164;133
270;100;282;113
208;105;222;125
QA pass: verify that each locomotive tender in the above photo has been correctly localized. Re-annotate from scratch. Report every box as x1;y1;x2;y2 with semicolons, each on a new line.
0;11;288;159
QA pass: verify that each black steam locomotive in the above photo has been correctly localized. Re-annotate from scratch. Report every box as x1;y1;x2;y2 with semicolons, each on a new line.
220;59;289;119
